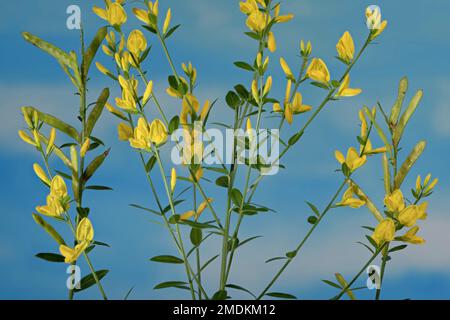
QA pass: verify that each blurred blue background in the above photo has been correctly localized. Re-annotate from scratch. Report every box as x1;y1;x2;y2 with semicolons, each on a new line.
1;0;449;300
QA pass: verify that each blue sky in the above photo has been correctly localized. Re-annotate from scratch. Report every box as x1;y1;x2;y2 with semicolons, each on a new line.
1;0;450;300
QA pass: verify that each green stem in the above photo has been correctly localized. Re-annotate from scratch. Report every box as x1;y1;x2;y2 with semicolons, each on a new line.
375;243;389;300
332;243;387;300
256;180;347;300
153;149;196;300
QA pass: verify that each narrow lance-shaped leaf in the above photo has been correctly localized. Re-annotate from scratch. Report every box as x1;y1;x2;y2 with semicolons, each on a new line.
85;88;109;137
389;77;408;127
393;90;423;147
23;106;80;142
394;141;426;189
22;32;81;88
335;273;356;300
74;270;109;292
32;214;66;245
35;253;65;263
82;27;107;77
82;148;110;184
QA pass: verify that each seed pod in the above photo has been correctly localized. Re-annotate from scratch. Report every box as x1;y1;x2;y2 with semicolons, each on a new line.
32;213;66;245
394;141;426;189
393;90;423;147
389;77;408;128
353;184;384;222
382;153;391;194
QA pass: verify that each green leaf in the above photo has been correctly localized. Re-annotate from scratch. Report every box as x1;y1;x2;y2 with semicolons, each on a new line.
265;256;287;263
265;292;297;299
212;290;228;300
169;116;180;134
216;176;229;188
164;24;181;39
236;235;262;249
190;228;202;247
233;61;254;72
82;148;110;183
85;88;109;137
150;255;184;264
322;279;342;289
129;204;162;216
306;201;320;217
146;156;157;173
85;185;113;191
225;91;241;109
286;251;297;259
74;270;109;292
23;106;79;142
288;131;304;146
226;284;257;299
307;216;318;225
82;26;107;77
35;253;65;263
154;281;189;290
234;84;249;99
32;214;66;245
389;244;408;253
93;241;110;248
22;32;78;75
310;81;330;90
230;188;243;206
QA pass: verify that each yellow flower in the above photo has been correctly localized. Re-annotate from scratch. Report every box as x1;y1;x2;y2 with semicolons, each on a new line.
182;94;200;114
133;8;151;25
116;76;138;113
239;0;258;15
127;30;147;56
143;81;153;105
417;202;428;220
398;205;420;227
33;163;51;186
371;218;395;245
200;100;211;122
268;32;276;52
273;103;282;113
336;31;354;63
59;242;89;264
280;57;294;80
337;74;362;97
284;92;312;125
18;130;36;146
149;119;168;146
170;168;177;193
275;14;294;23
129;118;152;150
384;189;405;213
251;79;259;103
80;139;90;158
180;198;213;221
263;76;272;96
93;2;127;27
246;10;266;32
337;187;366;208
36;176;69;218
306;58;330;84
76;218;94;243
366;6;387;40
163;9;172;34
60;218;94;264
300;40;312;56
118;123;133;141
335;147;367;172
358;110;386;155
106;102;126;119
396;226;425;245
